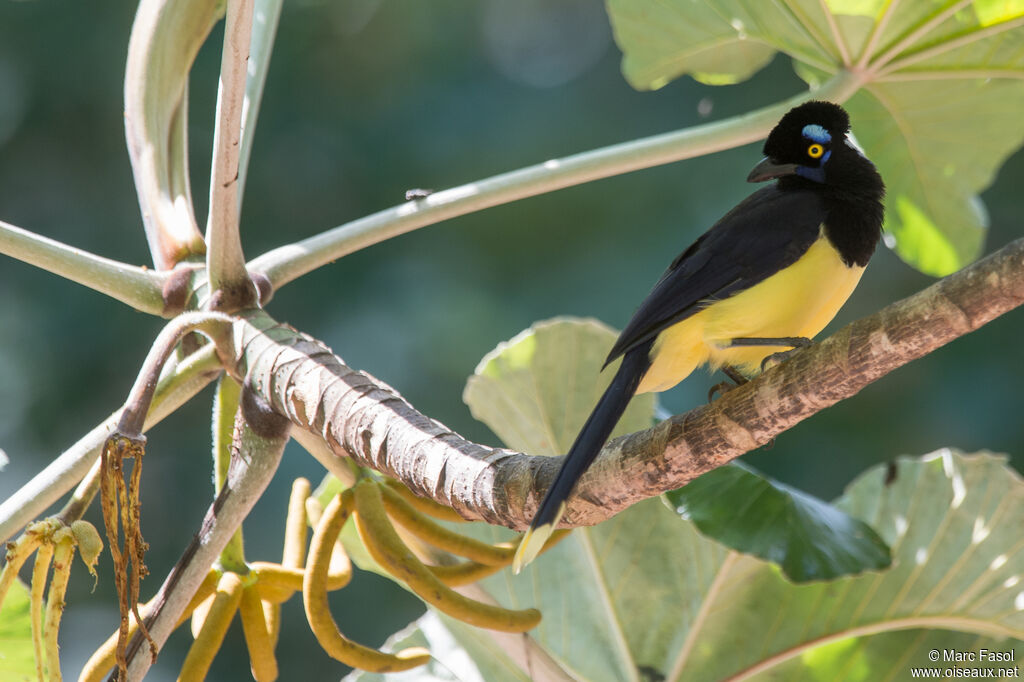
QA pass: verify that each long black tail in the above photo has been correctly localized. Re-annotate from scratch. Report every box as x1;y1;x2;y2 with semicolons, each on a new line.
513;341;652;571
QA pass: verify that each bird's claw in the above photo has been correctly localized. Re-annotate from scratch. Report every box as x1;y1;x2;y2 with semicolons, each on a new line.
707;381;734;403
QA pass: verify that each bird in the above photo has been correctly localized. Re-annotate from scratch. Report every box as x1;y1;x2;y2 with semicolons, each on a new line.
512;100;885;572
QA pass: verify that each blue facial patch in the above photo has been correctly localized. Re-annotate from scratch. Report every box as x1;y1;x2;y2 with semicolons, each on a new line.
796;164;826;183
796;149;830;183
802;124;831;144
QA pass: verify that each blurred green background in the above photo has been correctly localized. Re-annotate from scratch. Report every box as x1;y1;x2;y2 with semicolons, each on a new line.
1;0;1021;679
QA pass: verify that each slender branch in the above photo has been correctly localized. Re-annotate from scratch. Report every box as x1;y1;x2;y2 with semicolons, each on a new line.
124;0;222;268
0;220;167;315
237;0;284;204
291;428;358;488
55;458;103;527
0;345;222;545
119;313;235;435
2;313;232;546
247;70;865;290
211;375;248;573
227;237;1024;529
206;0;257;302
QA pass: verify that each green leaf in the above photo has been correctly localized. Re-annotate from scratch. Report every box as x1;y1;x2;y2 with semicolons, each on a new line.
450;321;1023;678
608;0;843;89
605;0;1024;275
607;1;778;88
444;497;731;681
438;451;1024;680
0;578;35;680
843;79;1024;276
668;450;1024;681
463;316;656;457
666;461;891;582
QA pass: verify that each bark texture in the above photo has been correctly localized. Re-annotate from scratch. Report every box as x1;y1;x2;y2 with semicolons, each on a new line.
220;237;1024;530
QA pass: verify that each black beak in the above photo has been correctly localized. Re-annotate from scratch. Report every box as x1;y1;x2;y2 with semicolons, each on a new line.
747;157;799;183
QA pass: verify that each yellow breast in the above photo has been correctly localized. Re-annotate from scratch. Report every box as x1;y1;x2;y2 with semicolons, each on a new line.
637;231;864;394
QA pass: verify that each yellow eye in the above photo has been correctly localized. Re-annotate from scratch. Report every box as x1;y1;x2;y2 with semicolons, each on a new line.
807;143;824;159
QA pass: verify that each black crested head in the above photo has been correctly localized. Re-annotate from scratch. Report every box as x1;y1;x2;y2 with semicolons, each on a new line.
763;101;850;161
751;100;886;267
750;100;883;200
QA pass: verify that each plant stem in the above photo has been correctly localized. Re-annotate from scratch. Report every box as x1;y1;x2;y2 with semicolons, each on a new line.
0;220;166;315
206;0;257;301
118;313;235;436
249;70;865;290
291;429;358;488
124;0;222;269
123;405;288;681
212;375;248;573
237;0;284;204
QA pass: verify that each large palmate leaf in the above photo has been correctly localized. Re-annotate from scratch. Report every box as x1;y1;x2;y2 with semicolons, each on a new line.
606;0;1024;275
347;319;1023;680
398;318;1023;680
354;450;1024;681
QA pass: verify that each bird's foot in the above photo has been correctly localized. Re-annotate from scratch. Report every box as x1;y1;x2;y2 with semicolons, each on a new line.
759;341;811;373
707;365;749;402
725;336;813;374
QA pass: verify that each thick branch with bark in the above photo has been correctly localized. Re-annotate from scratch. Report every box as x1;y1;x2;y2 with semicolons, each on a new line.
224;237;1024;530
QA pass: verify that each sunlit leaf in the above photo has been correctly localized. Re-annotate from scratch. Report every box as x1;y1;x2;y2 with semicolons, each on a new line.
0;578;35;679
606;0;1024;274
445;449;1024;680
447;321;1024;678
668;450;1024;680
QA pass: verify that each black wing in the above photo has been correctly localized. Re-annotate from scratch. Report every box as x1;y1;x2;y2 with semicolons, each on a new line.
605;186;827;365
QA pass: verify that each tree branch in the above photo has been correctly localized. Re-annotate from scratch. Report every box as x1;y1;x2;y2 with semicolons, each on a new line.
247;71;865;290
205;0;257;304
237;0;284;205
225;238;1024;529
0;219;167;315
124;0;222;268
